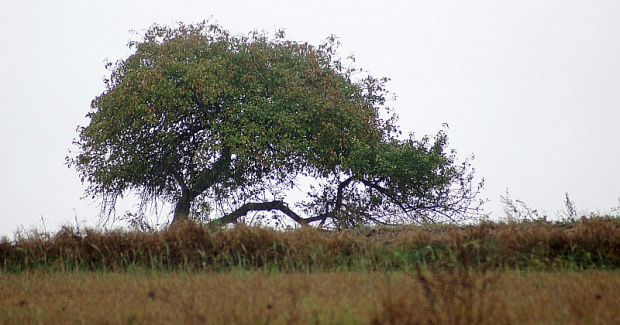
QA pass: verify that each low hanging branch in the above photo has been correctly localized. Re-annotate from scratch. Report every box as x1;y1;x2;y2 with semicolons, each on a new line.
217;200;309;226
215;200;330;227
213;177;374;228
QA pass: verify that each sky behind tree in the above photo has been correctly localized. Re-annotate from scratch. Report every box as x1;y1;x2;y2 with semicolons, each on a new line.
1;1;619;235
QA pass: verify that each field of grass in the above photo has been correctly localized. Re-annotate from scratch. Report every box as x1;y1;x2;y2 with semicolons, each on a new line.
1;217;620;324
2;270;619;324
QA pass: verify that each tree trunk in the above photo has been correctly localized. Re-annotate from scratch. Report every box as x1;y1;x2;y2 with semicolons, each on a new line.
170;195;191;228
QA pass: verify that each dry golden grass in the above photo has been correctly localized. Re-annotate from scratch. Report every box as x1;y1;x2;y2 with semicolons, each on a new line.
1;270;619;324
1;217;619;324
2;217;620;272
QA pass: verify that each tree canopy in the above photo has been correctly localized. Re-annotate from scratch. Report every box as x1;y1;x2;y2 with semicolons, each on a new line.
68;22;483;229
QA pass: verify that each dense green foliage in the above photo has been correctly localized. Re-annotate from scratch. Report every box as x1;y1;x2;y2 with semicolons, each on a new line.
68;22;481;227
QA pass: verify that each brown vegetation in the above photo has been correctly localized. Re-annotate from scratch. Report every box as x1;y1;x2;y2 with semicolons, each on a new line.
1;270;619;324
2;217;620;324
1;217;619;272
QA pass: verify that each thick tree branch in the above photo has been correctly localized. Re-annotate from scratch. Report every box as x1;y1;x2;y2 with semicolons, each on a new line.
318;175;355;227
333;176;355;214
190;147;232;196
215;200;310;226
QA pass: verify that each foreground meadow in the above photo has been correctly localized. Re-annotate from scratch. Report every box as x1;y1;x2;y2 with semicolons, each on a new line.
1;270;619;324
1;217;620;324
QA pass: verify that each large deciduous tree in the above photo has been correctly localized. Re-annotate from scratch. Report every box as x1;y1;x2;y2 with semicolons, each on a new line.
68;22;483;229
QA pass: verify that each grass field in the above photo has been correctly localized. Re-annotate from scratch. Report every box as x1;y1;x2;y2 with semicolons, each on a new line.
2;270;619;324
1;217;620;324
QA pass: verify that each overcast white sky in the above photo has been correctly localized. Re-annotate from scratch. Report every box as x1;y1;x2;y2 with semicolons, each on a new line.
1;1;619;235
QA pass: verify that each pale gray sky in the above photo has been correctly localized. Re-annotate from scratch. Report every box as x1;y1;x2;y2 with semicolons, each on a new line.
1;1;619;235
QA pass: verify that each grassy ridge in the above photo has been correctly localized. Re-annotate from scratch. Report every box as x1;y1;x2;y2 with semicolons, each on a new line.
2;217;620;272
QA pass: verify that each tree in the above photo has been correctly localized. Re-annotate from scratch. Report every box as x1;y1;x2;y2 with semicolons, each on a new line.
68;22;483;229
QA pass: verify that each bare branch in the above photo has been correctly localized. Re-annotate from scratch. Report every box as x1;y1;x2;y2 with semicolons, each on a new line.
215;200;310;226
